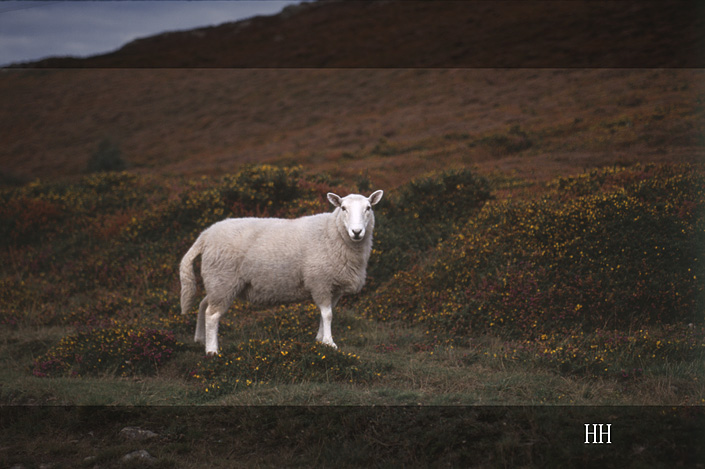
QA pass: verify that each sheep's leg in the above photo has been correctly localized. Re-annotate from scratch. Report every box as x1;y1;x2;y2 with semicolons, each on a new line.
316;320;325;342
194;297;208;344
200;268;242;354
204;303;226;356
316;295;341;345
316;304;337;349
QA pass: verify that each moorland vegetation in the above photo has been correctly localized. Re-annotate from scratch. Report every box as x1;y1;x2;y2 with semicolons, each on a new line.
0;163;702;405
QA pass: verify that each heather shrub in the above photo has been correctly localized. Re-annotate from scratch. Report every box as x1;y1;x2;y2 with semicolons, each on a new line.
32;322;182;378
188;302;381;396
191;339;376;396
0;172;153;246
6;162;703;390
123;165;331;243
0;197;64;245
253;303;320;342
369;168;491;284
361;164;704;373
220;164;303;214
59;293;137;329
7;172;146;214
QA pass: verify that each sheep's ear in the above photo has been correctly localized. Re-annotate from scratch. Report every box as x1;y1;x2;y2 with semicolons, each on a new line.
327;192;342;208
368;190;384;206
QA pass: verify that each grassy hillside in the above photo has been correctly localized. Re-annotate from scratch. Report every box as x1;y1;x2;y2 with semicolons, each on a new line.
2;3;705;464
2;69;703;188
1;162;703;466
4;162;701;404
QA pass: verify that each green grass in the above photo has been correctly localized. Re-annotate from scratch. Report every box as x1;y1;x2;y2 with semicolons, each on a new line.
3;314;701;407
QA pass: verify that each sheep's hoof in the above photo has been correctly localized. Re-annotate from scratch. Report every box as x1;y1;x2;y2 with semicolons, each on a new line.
319;339;338;350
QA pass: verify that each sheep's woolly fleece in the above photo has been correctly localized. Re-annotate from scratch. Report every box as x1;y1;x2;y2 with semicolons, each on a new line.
180;190;384;354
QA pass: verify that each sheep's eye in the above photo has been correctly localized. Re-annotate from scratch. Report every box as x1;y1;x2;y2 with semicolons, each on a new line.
341;206;347;211
365;206;371;211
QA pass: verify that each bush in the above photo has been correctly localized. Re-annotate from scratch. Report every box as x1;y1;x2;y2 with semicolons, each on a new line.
0;197;64;245
220;164;303;214
32;322;182;378
189;303;380;397
0;172;151;246
362;164;704;363
9;162;703;386
369;168;491;284
191;338;377;396
87;139;126;173
123;164;330;243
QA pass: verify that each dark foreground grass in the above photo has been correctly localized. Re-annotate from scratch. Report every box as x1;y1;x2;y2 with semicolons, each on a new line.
2;406;703;468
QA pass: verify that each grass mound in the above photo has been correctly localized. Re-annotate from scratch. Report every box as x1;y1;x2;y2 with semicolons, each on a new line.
32;322;182;378
191;339;376;396
362;164;705;375
370;167;491;284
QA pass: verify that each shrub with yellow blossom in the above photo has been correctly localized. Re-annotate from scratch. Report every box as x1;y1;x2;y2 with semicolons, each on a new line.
191;339;375;396
3;162;703;388
32;321;182;378
360;164;705;375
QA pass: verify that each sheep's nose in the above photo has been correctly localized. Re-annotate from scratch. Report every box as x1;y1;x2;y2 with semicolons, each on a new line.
352;229;362;238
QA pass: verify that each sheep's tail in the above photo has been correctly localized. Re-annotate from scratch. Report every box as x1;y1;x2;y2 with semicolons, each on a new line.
179;235;204;315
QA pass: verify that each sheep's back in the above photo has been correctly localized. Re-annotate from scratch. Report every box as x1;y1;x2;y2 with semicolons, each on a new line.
200;214;334;305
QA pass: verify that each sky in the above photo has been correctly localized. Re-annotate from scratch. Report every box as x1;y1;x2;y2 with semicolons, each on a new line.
0;1;301;67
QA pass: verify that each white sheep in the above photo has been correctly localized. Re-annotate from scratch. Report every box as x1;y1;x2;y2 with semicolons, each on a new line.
179;190;384;355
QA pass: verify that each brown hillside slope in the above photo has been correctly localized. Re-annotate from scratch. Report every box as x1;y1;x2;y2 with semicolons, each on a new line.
1;2;703;187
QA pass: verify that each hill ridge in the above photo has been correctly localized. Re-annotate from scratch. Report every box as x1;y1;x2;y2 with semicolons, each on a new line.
11;1;704;69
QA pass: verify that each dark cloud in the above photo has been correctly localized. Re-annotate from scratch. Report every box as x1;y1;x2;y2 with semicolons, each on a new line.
0;1;298;66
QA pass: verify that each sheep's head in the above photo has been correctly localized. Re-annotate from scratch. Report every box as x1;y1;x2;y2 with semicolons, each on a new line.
328;190;384;242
